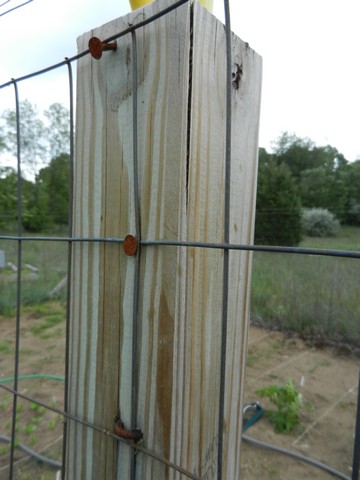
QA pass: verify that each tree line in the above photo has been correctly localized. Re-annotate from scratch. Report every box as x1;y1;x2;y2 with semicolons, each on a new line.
0;100;70;231
255;133;360;245
1;102;359;242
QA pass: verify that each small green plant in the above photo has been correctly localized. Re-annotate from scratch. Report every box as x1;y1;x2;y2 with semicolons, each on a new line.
0;444;9;455
246;347;261;367
0;395;10;410
48;415;61;430
257;380;302;433
0;341;12;354
30;402;46;414
22;423;37;435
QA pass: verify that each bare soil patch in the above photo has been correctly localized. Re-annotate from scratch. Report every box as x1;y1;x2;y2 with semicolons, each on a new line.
0;303;65;480
0;307;358;479
241;325;358;479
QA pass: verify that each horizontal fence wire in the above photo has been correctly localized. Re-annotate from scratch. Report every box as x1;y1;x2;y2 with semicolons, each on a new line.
1;235;360;259
0;0;359;479
0;0;189;91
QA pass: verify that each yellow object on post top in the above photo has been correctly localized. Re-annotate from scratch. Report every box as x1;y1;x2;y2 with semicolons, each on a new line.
129;0;213;13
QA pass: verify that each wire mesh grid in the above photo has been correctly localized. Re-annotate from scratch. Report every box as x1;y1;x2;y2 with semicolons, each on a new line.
0;1;359;479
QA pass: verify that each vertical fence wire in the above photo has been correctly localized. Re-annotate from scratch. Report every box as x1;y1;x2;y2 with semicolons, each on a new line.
130;29;141;480
8;79;22;480
61;58;75;480
217;0;232;478
352;370;360;480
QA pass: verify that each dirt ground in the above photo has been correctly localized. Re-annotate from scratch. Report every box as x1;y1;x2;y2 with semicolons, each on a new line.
241;326;358;479
0;304;65;480
0;306;358;479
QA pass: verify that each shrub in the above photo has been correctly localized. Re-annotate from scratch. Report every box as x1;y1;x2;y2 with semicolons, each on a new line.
302;208;339;237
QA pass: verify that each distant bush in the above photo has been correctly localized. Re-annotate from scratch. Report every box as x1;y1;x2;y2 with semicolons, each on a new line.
302;208;340;237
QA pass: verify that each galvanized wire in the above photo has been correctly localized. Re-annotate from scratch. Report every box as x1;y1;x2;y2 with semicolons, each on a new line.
2;235;360;258
0;0;190;91
218;0;233;477
8;77;22;480
0;0;33;17
0;382;201;480
61;57;75;480
130;28;141;480
352;371;360;480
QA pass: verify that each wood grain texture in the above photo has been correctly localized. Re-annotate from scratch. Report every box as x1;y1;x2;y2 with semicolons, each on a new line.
66;1;262;478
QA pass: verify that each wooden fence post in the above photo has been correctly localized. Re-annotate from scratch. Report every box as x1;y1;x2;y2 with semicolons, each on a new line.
66;0;262;478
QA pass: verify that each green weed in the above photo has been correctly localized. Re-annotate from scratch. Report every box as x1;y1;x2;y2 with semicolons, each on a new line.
27;303;63;318
0;396;10;410
31;314;64;338
304;400;315;414
246;349;260;367
0;444;9;455
257;380;302;433
48;415;61;431
0;341;12;354
309;358;330;373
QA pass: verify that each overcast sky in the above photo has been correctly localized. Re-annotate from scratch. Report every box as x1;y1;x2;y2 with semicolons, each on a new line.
0;0;359;160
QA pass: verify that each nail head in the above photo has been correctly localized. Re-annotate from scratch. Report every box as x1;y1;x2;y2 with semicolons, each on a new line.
123;235;138;256
88;36;117;60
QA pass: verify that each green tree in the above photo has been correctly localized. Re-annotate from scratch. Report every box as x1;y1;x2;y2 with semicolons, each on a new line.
21;178;50;232
0;155;70;232
37;154;70;226
271;132;351;223
0;126;6;153
44;103;70;159
272;132;315;157
0;167;49;232
0;100;70;178
0;101;70;232
273;132;346;180
341;160;360;225
255;150;302;246
300;166;347;221
0;168;18;229
1;100;46;177
272;132;316;178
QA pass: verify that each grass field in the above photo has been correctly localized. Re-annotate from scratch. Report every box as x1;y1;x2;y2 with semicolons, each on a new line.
251;226;360;350
1;226;359;348
0;236;68;316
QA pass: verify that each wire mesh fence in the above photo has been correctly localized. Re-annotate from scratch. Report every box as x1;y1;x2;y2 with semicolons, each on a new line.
0;1;359;479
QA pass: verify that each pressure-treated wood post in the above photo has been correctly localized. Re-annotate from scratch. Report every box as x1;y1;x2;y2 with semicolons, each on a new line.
66;0;262;478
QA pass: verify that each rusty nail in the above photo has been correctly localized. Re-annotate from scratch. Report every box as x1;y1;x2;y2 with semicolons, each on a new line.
123;234;138;256
88;36;117;60
114;419;143;443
